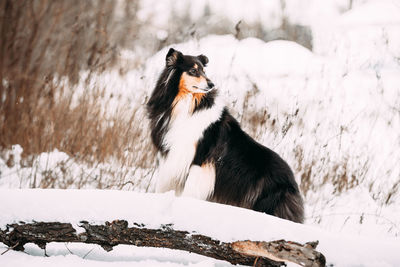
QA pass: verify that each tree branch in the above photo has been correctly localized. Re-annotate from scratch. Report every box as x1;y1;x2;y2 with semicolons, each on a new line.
0;220;325;266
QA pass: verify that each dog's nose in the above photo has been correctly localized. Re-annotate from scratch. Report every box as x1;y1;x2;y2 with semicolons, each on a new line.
207;80;215;89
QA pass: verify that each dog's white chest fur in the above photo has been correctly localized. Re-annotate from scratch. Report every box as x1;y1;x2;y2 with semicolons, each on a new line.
155;95;223;196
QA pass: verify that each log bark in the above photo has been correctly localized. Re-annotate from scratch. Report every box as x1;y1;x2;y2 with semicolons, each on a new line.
0;220;325;267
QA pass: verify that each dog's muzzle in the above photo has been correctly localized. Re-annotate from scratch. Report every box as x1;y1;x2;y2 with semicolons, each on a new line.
192;85;215;93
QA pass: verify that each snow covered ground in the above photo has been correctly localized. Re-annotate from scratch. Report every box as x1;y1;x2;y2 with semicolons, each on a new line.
1;0;400;266
1;189;400;267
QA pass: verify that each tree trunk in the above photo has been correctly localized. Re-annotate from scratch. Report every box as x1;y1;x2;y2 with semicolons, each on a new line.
0;220;325;267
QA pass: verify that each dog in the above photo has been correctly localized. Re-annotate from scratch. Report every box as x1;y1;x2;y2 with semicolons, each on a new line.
147;48;304;223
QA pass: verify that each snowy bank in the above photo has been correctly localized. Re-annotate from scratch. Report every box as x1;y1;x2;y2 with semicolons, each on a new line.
1;189;400;267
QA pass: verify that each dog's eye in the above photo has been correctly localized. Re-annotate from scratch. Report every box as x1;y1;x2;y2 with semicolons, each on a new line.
188;68;197;76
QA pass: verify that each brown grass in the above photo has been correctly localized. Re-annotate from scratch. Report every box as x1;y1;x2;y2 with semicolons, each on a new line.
0;0;154;175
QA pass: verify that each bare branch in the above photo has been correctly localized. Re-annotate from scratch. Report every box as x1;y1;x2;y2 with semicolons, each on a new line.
0;220;326;267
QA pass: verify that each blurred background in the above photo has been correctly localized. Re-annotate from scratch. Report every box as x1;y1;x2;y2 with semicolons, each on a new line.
1;0;399;237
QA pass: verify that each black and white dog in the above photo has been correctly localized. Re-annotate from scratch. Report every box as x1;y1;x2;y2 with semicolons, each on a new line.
147;48;304;223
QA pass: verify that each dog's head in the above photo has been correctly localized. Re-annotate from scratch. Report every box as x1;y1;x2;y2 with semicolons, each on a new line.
166;48;215;94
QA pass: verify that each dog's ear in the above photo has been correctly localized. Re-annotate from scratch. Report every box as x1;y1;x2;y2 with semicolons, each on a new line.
166;48;183;67
197;54;209;66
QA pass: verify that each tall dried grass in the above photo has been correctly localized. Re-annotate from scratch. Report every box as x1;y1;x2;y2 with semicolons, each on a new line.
0;0;155;171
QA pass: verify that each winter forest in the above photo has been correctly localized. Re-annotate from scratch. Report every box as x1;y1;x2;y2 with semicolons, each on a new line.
1;0;400;266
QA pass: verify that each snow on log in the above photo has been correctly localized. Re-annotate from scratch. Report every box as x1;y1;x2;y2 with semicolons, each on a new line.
0;220;325;266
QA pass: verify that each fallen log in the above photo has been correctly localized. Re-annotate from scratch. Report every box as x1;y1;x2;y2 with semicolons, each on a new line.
0;220;325;266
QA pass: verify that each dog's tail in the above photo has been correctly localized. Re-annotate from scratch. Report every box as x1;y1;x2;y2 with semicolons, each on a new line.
254;190;304;223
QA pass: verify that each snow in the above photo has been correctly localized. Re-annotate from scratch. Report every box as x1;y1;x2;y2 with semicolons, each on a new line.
2;0;400;266
3;244;220;267
1;189;400;267
137;0;283;29
0;145;151;191
137;0;380;31
337;0;400;25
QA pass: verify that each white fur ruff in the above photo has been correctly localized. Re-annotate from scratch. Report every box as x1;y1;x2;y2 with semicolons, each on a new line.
155;95;224;197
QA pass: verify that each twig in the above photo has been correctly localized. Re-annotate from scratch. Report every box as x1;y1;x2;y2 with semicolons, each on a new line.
64;243;75;255
235;20;242;39
82;247;95;259
1;242;20;255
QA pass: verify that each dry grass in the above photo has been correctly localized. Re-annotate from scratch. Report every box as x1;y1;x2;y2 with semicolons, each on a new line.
238;78;368;198
0;0;156;191
0;0;150;161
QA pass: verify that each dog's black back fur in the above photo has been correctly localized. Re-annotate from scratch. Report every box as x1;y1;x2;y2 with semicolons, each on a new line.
148;49;304;223
193;108;304;222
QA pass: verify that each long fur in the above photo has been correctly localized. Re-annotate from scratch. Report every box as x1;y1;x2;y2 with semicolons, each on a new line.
147;49;304;223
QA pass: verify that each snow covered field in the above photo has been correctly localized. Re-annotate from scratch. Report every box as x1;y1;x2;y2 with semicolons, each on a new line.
1;0;400;266
1;189;400;267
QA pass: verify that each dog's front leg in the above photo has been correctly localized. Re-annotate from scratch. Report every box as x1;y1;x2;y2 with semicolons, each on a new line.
154;165;178;193
155;157;188;194
181;163;216;200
